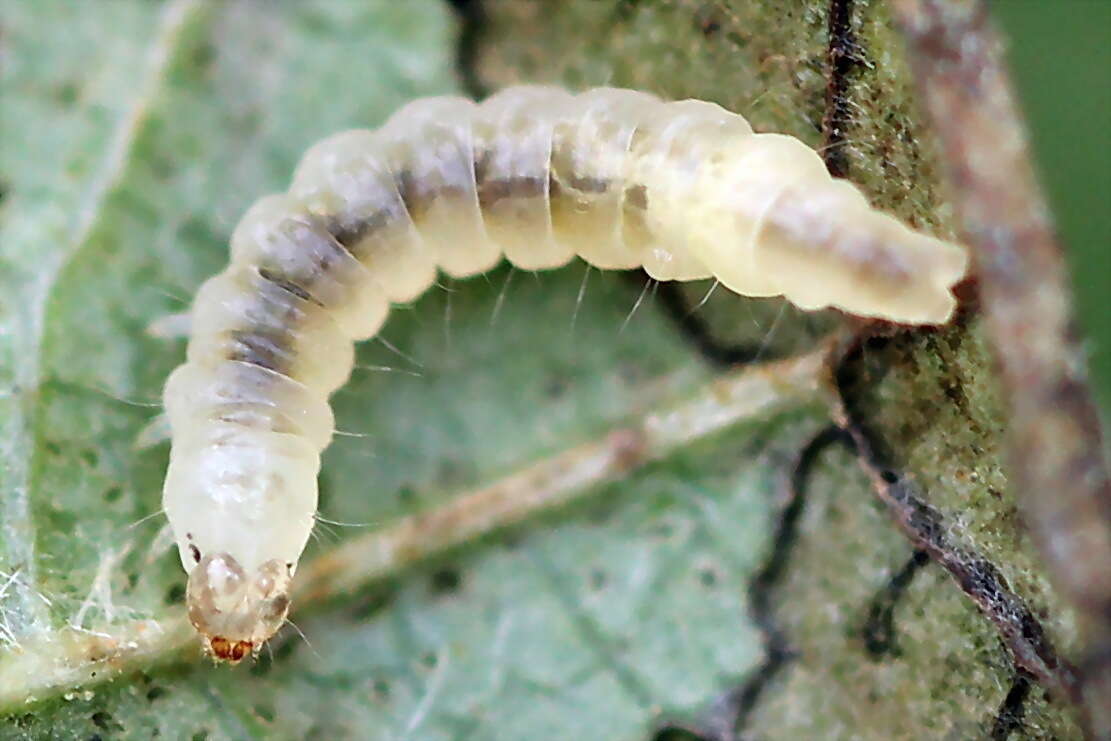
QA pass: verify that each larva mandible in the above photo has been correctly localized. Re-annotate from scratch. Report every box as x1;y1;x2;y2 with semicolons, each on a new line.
162;86;967;662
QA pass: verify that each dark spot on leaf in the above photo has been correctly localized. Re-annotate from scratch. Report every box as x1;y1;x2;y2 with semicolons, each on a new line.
587;498;618;525
189;544;201;563
148;151;177;181
614;0;643;22
436;458;470;488
652;725;711;741
649;520;676;539
544;374;569;399
146;686;167;702
618;360;647;385
114;185;160;223
694;6;722;37
698;567;718;587
348;584;396;620
49;508;77;532
103;486;121;503
164;583;185;605
295;7;333;34
253;703;275;723
429;567;462;595
372;678;391;701
420;652;438;669
52;80;78;106
176;215;226;251
192;41;215;70
230;108;263;137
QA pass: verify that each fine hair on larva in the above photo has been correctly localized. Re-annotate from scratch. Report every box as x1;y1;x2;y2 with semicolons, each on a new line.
161;85;967;662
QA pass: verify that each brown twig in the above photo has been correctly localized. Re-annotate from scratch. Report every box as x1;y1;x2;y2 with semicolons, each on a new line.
444;0;489;99
891;0;1111;735
830;330;1081;707
831;381;1081;706
823;0;861;179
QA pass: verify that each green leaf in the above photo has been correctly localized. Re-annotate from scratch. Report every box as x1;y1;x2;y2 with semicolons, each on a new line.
0;1;1089;739
0;1;822;737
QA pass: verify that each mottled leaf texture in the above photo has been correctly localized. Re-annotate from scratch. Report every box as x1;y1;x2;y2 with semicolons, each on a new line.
0;1;1101;740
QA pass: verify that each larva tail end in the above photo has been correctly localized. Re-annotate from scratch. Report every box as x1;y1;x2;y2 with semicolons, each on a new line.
751;195;970;325
186;553;292;663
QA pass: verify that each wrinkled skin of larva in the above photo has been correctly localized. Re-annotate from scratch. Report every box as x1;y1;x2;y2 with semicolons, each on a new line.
186;553;293;662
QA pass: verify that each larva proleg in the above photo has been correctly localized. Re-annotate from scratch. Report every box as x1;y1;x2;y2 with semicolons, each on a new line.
161;86;968;662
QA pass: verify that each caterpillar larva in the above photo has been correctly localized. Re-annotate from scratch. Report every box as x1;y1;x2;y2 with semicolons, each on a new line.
162;86;967;662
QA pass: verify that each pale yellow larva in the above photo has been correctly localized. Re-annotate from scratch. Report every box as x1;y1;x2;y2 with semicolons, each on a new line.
162;86;967;662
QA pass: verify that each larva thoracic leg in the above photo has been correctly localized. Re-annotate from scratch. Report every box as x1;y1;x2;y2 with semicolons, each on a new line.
162;86;968;662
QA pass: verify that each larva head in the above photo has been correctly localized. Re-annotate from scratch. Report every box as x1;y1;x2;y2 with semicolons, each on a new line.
186;553;292;663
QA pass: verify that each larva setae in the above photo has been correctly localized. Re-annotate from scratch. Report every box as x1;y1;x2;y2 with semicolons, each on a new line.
162;86;967;661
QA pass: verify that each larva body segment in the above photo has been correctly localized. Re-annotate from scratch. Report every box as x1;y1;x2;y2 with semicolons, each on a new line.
623;98;749;281
162;86;967;661
470;87;573;270
376;96;498;279
230;194;392;341
548;87;658;270
289;130;437;304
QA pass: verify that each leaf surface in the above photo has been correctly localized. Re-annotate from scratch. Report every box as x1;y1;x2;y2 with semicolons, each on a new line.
0;1;1088;739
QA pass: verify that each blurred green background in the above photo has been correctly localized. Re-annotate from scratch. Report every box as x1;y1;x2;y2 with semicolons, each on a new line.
991;0;1111;412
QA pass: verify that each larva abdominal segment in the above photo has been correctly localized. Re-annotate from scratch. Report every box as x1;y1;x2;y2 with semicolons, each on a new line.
163;86;968;661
